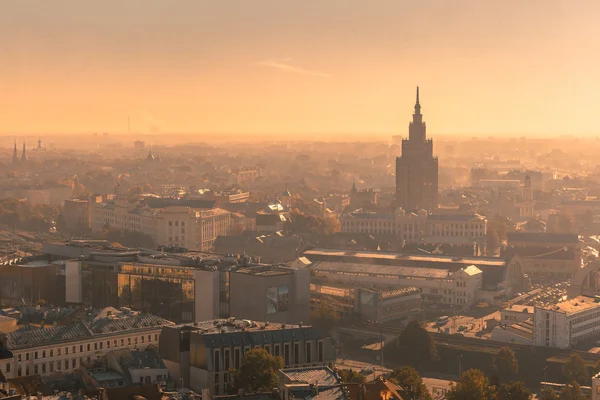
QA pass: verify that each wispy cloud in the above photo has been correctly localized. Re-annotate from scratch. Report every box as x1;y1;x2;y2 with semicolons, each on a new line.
257;59;330;77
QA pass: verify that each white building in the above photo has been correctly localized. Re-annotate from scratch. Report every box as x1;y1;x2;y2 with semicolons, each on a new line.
340;209;486;245
533;296;600;349
0;307;174;380
310;261;483;308
91;201;231;251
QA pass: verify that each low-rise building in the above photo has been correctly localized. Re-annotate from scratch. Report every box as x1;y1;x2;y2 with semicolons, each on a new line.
533;295;600;349
158;319;335;395
0;307;174;380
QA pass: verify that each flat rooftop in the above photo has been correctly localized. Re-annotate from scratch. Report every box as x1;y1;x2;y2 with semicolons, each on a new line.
311;261;451;280
303;248;505;266
540;296;600;315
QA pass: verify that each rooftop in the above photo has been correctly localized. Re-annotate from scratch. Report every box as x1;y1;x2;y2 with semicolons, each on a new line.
6;307;174;350
311;261;451;280
303;248;505;267
281;367;340;386
539;296;600;315
428;213;486;222
507;232;580;244
173;318;310;336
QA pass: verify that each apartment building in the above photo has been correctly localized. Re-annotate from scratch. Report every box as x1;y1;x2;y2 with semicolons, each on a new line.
91;201;231;251
159;318;335;395
340;208;486;245
0;307;174;380
533;295;600;349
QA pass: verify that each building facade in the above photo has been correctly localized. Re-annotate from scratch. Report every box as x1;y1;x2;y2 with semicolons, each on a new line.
159;319;335;395
340;209;486;246
533;296;600;349
396;87;439;211
0;307;174;380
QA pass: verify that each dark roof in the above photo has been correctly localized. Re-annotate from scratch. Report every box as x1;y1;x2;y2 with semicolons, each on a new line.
104;384;162;400
428;214;485;222
507;232;579;244
142;197;215;209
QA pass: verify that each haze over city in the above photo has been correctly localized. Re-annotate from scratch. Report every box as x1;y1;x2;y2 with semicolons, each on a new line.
2;0;600;137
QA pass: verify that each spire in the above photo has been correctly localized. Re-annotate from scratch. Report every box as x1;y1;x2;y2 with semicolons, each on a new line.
414;86;421;115
12;141;18;164
21;142;27;162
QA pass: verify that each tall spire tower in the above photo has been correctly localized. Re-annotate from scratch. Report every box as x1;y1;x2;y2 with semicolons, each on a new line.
21;142;27;163
12;141;19;164
396;86;439;211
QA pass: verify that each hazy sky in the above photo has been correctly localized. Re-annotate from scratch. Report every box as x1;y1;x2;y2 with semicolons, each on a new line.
2;0;600;137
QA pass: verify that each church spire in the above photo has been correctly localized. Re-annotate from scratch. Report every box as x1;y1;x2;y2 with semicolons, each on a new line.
21;142;27;163
12;141;18;164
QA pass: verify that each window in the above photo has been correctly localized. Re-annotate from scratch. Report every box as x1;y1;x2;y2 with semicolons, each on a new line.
128;338;131;345
294;343;300;364
42;364;46;374
94;343;98;350
155;334;158;341
25;353;29;361
25;365;29;376
64;360;69;370
234;348;241;369
141;336;145;343
318;341;324;362
49;362;54;372
6;363;10;373
148;335;151;342
35;351;38;360
18;366;22;377
57;361;61;371
121;339;125;346
17;354;21;362
80;345;83;352
87;344;91;351
274;345;280;358
34;365;38;374
306;342;312;364
72;346;76;354
72;359;77;369
214;350;220;372
50;350;54;357
114;340;117;347
284;344;290;366
134;337;138;345
224;349;230;371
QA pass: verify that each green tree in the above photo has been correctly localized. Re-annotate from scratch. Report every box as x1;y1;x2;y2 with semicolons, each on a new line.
231;349;283;394
446;369;495;400
539;387;558;400
389;366;432;400
486;228;500;255
494;347;519;383
338;369;366;384
395;320;437;369
497;381;531;400
310;303;340;333
559;382;586;400
554;210;575;233
562;354;589;385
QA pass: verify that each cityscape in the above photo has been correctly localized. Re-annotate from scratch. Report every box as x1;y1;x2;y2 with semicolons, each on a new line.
2;2;600;400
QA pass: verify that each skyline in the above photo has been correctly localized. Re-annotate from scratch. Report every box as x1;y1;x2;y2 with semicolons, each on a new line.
2;0;600;137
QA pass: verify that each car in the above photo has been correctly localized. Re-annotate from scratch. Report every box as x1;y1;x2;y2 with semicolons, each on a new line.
457;325;467;332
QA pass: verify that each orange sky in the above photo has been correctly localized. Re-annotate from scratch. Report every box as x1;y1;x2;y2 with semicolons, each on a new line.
1;0;600;137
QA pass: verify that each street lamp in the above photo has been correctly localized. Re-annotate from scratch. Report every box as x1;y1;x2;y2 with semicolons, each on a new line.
543;366;548;382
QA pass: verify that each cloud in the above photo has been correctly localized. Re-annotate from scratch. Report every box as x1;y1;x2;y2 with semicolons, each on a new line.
257;59;330;77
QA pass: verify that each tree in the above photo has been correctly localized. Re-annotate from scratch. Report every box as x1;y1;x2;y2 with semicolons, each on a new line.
562;354;589;385
338;369;366;384
321;216;341;236
231;349;283;394
539;387;558;400
494;347;519;383
486;228;500;255
310;303;340;333
446;369;495;400
395;320;437;369
559;382;586;400
497;381;531;400
554;210;575;233
389;366;432;400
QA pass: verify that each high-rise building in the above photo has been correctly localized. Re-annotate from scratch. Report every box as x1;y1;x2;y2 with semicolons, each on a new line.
396;87;439;211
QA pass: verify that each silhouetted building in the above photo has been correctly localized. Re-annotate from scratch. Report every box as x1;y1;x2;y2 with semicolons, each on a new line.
396;87;438;211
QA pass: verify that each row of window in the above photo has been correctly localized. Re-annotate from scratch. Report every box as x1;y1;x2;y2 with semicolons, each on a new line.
13;333;159;365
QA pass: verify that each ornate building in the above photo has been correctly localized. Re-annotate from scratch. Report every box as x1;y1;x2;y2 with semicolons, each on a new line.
396;87;439;211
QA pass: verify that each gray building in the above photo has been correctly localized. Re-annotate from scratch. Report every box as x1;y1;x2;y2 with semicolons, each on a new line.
158;318;335;395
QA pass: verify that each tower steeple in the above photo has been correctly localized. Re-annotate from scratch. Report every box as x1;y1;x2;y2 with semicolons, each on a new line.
409;86;425;141
12;141;18;164
21;142;27;163
415;86;421;115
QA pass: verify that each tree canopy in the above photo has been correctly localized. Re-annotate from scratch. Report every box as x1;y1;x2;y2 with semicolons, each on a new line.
446;369;495;400
562;354;589;385
559;382;586;400
102;228;155;249
494;347;519;383
539;387;558;400
338;369;366;384
310;303;340;333
395;320;437;369
389;366;432;400
496;381;531;400
231;349;283;394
